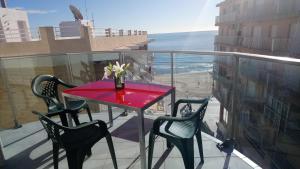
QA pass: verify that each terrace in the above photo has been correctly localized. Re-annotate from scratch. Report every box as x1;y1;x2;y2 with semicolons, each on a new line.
1;50;300;169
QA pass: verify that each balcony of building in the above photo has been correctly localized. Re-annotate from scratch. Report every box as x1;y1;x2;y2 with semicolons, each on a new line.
1;50;300;169
215;13;237;26
217;0;300;24
214;35;238;46
240;37;272;51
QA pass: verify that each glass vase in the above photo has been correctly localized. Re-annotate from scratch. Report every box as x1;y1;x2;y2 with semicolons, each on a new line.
114;75;125;90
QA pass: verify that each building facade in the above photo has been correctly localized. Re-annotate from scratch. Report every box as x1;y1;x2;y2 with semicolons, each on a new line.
0;8;31;42
215;0;300;57
214;0;300;169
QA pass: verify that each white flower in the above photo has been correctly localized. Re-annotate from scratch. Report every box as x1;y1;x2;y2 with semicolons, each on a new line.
102;66;112;79
102;61;130;79
113;61;126;78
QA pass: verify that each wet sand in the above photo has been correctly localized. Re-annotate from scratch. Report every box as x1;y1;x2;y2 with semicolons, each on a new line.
153;72;213;98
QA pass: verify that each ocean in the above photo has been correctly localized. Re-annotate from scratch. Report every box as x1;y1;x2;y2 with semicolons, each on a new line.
148;31;217;74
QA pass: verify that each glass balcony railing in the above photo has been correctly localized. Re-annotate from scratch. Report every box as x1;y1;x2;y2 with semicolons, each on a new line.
1;50;300;169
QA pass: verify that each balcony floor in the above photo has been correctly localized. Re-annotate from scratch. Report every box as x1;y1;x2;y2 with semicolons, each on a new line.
0;107;261;169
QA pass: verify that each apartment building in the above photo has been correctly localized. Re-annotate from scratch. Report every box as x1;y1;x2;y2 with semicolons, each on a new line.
214;0;300;168
0;4;31;42
215;0;300;57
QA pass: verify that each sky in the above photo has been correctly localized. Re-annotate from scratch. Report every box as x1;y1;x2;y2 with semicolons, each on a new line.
7;0;222;34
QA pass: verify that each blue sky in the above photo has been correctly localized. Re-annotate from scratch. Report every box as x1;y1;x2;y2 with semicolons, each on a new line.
7;0;222;34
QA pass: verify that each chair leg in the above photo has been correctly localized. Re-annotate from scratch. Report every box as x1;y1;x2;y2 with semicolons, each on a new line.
106;133;118;169
85;105;93;121
65;148;86;169
52;143;59;169
196;131;204;163
167;140;172;149
148;131;155;169
71;112;81;125
176;139;194;169
58;113;68;127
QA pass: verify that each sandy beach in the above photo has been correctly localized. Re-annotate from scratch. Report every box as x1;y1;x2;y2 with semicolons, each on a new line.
153;71;213;99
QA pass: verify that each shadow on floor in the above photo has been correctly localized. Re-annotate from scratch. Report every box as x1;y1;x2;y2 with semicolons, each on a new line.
111;116;154;142
4;139;66;169
152;145;173;169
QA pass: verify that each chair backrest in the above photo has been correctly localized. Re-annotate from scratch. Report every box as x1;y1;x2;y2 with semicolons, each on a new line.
31;74;61;109
198;99;209;121
33;111;65;145
189;98;209;132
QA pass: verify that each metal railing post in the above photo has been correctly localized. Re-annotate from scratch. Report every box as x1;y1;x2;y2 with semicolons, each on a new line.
230;54;240;139
170;52;176;115
118;51;124;64
0;58;22;129
170;52;174;87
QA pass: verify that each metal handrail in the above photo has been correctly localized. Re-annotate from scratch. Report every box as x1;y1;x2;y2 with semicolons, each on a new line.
0;50;300;65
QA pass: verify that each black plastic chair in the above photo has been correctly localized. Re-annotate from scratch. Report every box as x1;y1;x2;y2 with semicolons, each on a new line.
148;98;209;169
31;74;93;126
33;111;118;169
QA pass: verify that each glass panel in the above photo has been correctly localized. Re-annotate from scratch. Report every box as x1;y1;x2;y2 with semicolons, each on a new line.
214;55;300;169
211;55;235;139
1;51;300;169
122;51;156;83
174;53;213;99
0;54;69;128
121;51;171;115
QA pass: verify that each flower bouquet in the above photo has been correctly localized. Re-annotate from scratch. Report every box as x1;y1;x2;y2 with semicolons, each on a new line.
103;61;130;89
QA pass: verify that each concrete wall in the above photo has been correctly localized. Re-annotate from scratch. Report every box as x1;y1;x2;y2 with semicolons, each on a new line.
0;27;51;57
92;35;147;51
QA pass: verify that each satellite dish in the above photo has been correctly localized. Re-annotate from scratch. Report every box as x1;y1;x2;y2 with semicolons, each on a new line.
69;5;83;20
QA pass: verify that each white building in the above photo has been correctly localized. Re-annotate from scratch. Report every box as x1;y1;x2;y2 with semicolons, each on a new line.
0;8;31;42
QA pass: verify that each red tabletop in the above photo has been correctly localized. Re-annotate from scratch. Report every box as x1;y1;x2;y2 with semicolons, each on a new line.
63;80;175;110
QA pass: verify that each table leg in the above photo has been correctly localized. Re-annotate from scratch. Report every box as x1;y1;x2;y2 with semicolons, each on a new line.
171;89;176;114
167;89;176;148
62;95;73;127
108;105;113;127
137;110;146;169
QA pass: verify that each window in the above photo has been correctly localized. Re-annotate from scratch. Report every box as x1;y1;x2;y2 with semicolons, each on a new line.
17;20;29;42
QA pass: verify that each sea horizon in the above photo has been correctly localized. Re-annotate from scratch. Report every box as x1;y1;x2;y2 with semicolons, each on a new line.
147;31;217;75
149;30;218;35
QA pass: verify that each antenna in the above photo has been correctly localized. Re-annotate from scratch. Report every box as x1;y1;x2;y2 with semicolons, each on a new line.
91;12;95;28
69;4;83;21
84;0;88;20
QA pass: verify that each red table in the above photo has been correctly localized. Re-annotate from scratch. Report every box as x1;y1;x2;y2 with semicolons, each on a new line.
62;80;175;169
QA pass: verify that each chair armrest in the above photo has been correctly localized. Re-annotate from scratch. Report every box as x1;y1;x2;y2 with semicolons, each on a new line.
32;111;70;130
172;98;209;117
57;78;77;88
68;120;107;131
152;115;189;133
